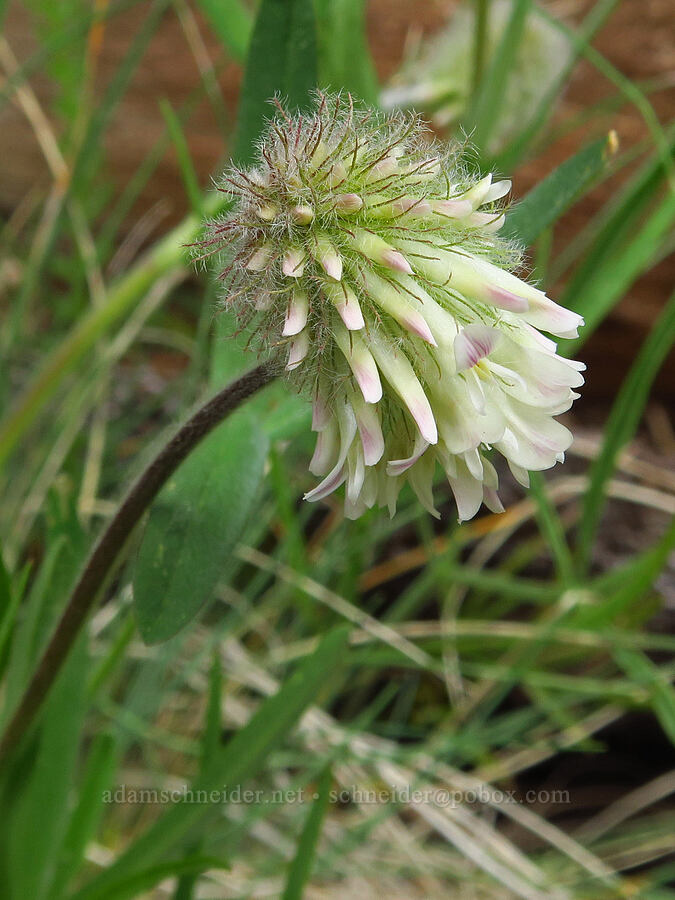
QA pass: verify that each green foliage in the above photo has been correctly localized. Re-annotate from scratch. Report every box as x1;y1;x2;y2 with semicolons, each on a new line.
0;0;673;897
503;133;617;247
234;0;318;163
133;408;269;643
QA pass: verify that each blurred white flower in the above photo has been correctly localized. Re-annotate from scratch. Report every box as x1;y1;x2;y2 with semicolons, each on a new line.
382;0;572;154
200;93;584;520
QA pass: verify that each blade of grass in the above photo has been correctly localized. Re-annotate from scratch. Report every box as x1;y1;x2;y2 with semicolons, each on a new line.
502;133;617;247
160;99;204;216
464;0;529;151
576;295;675;571
528;472;575;585
567;192;675;349
70;626;350;900
282;765;333;900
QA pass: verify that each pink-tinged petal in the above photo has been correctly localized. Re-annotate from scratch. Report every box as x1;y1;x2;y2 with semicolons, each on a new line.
370;339;438;444
365;155;398;182
454;324;501;371
282;248;306;278
335;193;363;213
488;286;529;312
392;197;432;217
524;296;584;338
291;204;314;224
352;396;384;465
432;198;473;219
304;466;346;502
312;236;342;281
350;229;413;274
309;420;338;475
311;391;330;431
387;434;429;476
305;399;357;502
246;244;273;271
466;212;505;232
380;249;414;274
323;282;365;330
321;251;342;281
286;330;309;370
334;326;383;403
282;289;309;336
361;269;437;346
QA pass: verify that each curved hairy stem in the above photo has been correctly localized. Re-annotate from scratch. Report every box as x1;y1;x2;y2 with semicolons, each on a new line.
0;360;278;764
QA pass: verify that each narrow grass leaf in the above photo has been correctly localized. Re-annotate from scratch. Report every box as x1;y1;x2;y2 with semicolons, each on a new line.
503;133;617;247
577;295;675;569
528;472;575;585
70;626;350;900
133;408;269;643
612;648;675;745
576;518;675;630
47;733;118;900
568;193;675;348
282;765;333;900
7;635;88;900
160;100;204;216
464;0;529;151
81;856;229;900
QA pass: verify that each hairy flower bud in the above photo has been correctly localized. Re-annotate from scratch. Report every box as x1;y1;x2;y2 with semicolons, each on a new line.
199;92;584;521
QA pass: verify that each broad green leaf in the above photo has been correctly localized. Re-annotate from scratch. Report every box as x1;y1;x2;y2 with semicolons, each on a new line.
502;133;617;247
234;0;318;164
133;408;269;643
577;295;675;569
314;0;378;103
71;626;350;900
7;634;88;900
193;0;252;62
282;765;333;900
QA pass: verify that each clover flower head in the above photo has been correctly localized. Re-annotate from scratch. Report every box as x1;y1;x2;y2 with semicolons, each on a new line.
382;0;571;153
200;92;584;521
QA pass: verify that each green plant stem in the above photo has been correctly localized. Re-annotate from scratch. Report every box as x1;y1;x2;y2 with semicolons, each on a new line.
0;361;278;766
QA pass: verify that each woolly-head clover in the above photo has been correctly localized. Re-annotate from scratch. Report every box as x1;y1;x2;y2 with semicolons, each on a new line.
199;92;584;520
